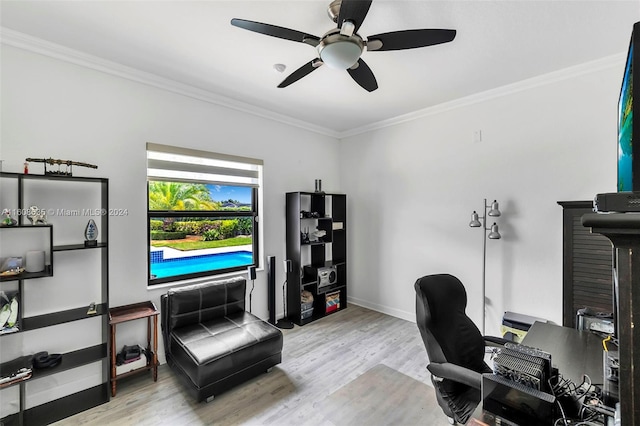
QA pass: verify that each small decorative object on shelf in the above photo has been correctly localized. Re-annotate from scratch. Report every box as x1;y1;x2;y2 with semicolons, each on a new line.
0;257;23;277
23;162;29;174
84;219;98;247
301;227;310;244
310;228;326;242
0;210;17;227
25;157;98;177
325;291;340;314
0;355;32;388
87;302;97;315
0;293;19;334
33;351;62;369
26;205;47;224
24;251;45;273
314;179;323;193
300;210;320;218
0;268;24;278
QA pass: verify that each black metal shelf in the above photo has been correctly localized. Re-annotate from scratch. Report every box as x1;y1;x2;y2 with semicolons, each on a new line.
33;344;107;380
0;224;53;229
22;303;107;331
0;266;53;282
301;241;327;246
0;172;105;183
0;344;107;389
295;191;345;196
301;260;346;269
53;243;107;252
0;171;110;425
1;383;109;426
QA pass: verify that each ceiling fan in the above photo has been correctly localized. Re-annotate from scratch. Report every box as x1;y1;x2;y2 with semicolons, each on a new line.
231;0;456;92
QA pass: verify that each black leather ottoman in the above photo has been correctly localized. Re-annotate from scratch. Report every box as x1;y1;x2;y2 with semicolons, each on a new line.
161;276;283;401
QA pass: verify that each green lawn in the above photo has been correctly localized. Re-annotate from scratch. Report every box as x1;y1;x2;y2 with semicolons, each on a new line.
151;236;252;251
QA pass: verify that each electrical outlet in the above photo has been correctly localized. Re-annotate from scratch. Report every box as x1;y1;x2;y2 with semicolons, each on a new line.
473;130;482;143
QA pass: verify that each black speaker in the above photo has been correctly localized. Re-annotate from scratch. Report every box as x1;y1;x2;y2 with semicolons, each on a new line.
267;256;276;325
248;265;256;280
276;259;294;330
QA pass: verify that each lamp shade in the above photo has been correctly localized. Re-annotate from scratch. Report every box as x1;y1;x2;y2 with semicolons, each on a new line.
319;40;362;69
469;211;481;227
488;200;501;217
488;223;501;239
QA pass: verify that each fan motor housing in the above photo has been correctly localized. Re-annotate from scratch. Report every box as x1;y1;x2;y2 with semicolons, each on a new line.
327;0;342;22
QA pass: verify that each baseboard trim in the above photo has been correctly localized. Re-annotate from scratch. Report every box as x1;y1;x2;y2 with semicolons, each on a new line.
347;296;416;323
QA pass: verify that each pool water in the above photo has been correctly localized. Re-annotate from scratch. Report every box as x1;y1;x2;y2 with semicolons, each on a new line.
150;250;253;278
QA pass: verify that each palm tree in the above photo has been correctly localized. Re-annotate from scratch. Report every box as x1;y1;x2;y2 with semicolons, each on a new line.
148;181;219;210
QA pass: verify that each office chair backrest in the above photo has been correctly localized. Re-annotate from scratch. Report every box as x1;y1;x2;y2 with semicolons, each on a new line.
415;274;487;374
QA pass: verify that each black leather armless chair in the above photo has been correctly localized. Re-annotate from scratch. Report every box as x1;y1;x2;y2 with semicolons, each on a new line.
415;274;507;425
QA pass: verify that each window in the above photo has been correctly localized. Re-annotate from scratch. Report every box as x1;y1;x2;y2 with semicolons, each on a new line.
147;143;262;286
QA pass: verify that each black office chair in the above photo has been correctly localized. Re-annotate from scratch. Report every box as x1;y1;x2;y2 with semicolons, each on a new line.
415;274;508;425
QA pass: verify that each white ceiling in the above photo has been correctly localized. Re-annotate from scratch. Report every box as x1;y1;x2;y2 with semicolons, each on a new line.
1;1;639;136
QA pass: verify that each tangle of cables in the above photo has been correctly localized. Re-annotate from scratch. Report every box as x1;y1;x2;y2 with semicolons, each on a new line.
549;373;614;425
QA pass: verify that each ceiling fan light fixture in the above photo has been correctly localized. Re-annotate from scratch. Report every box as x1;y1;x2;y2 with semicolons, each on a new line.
319;41;361;69
318;31;364;69
231;0;457;90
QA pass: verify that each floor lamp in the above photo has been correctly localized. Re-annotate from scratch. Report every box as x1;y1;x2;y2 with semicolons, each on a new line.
469;199;501;335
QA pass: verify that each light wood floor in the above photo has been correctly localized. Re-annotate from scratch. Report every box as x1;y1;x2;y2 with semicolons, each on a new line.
56;305;452;425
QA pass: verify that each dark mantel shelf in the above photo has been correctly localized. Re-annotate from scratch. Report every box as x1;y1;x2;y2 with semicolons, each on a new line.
582;212;640;233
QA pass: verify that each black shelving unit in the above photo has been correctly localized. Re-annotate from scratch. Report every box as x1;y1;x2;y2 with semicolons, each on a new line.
0;172;109;425
285;192;347;326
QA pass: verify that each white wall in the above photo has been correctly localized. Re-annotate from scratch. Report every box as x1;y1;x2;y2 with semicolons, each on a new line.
340;61;621;336
0;44;340;367
0;37;625;409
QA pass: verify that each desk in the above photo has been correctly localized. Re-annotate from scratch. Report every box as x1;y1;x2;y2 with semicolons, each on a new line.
522;321;603;385
469;322;606;425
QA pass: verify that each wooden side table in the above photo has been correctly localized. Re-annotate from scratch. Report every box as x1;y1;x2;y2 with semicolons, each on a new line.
109;301;159;397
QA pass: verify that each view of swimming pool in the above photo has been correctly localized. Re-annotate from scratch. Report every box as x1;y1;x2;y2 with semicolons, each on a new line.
150;250;253;278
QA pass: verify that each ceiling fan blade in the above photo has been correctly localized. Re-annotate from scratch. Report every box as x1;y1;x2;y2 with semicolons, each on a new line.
231;18;320;46
278;60;323;88
367;29;456;51
347;58;378;92
337;0;372;33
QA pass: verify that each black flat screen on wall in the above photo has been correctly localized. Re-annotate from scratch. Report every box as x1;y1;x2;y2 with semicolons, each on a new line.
618;21;640;192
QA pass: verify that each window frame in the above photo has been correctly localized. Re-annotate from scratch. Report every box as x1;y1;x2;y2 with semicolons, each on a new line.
146;145;262;287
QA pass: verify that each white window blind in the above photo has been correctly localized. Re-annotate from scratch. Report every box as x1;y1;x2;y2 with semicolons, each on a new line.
146;142;262;187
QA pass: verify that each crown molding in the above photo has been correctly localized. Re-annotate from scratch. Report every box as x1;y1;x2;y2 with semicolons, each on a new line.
0;27;340;139
1;27;624;141
339;52;626;139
